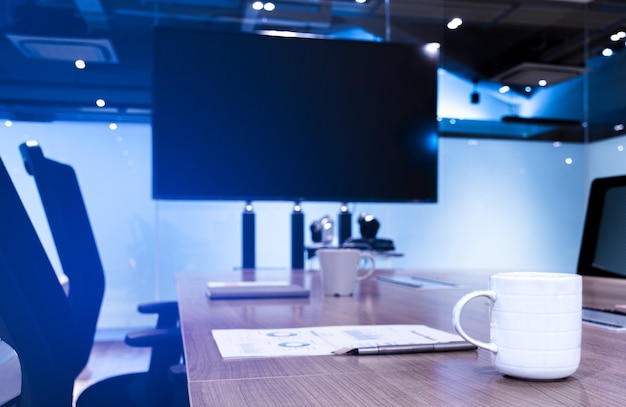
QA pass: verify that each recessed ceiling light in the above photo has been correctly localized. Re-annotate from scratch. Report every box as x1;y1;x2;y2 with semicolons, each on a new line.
447;18;462;30
424;42;440;54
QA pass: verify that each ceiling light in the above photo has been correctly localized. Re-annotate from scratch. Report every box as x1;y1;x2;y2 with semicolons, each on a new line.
424;42;440;54
355;0;366;3
252;1;275;11
538;79;547;87
602;48;614;57
499;85;510;94
75;59;86;70
447;18;462;30
96;99;106;107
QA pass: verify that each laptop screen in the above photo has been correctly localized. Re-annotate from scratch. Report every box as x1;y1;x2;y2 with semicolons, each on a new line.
578;175;626;278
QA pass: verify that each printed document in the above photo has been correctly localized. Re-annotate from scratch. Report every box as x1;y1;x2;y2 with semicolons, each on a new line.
212;324;464;358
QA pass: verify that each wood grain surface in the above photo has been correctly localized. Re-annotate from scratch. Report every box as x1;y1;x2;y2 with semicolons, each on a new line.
177;269;626;407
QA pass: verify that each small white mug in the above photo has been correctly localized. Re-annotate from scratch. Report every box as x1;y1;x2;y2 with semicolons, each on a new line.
452;271;582;380
317;248;375;296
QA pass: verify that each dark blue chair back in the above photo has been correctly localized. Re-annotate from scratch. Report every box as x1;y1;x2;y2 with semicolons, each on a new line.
0;154;89;406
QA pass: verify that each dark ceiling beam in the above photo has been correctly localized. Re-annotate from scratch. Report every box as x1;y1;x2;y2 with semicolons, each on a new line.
0;82;151;108
481;1;518;29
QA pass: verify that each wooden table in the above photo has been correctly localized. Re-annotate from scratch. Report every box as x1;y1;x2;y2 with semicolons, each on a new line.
177;269;626;406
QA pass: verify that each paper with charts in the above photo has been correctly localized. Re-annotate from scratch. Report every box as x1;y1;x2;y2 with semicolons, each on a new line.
212;324;465;358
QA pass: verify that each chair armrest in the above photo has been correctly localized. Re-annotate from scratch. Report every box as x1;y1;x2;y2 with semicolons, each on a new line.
126;327;184;376
125;327;181;348
137;300;178;315
136;301;179;328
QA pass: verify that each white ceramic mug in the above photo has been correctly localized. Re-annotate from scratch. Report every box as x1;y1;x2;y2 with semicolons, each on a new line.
452;272;582;380
317;248;375;296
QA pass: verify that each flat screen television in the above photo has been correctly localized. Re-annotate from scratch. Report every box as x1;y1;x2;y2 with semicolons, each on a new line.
152;28;439;202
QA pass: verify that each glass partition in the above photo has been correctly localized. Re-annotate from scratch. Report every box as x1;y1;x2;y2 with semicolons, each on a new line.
1;2;625;335
438;1;589;143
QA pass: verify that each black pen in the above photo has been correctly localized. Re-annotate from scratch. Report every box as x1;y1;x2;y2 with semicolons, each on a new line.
333;341;476;355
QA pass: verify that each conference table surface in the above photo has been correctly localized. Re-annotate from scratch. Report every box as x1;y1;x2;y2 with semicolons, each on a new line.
176;269;626;407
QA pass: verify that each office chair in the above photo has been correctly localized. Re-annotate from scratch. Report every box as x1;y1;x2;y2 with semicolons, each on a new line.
16;143;187;407
0;154;87;406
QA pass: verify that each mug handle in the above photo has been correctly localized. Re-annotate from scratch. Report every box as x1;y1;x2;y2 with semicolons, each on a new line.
452;290;498;353
356;253;376;281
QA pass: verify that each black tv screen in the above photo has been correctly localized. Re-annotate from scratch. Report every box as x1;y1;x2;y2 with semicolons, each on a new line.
152;28;439;202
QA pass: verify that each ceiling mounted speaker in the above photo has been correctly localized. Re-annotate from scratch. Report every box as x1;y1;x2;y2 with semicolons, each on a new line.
6;34;119;63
